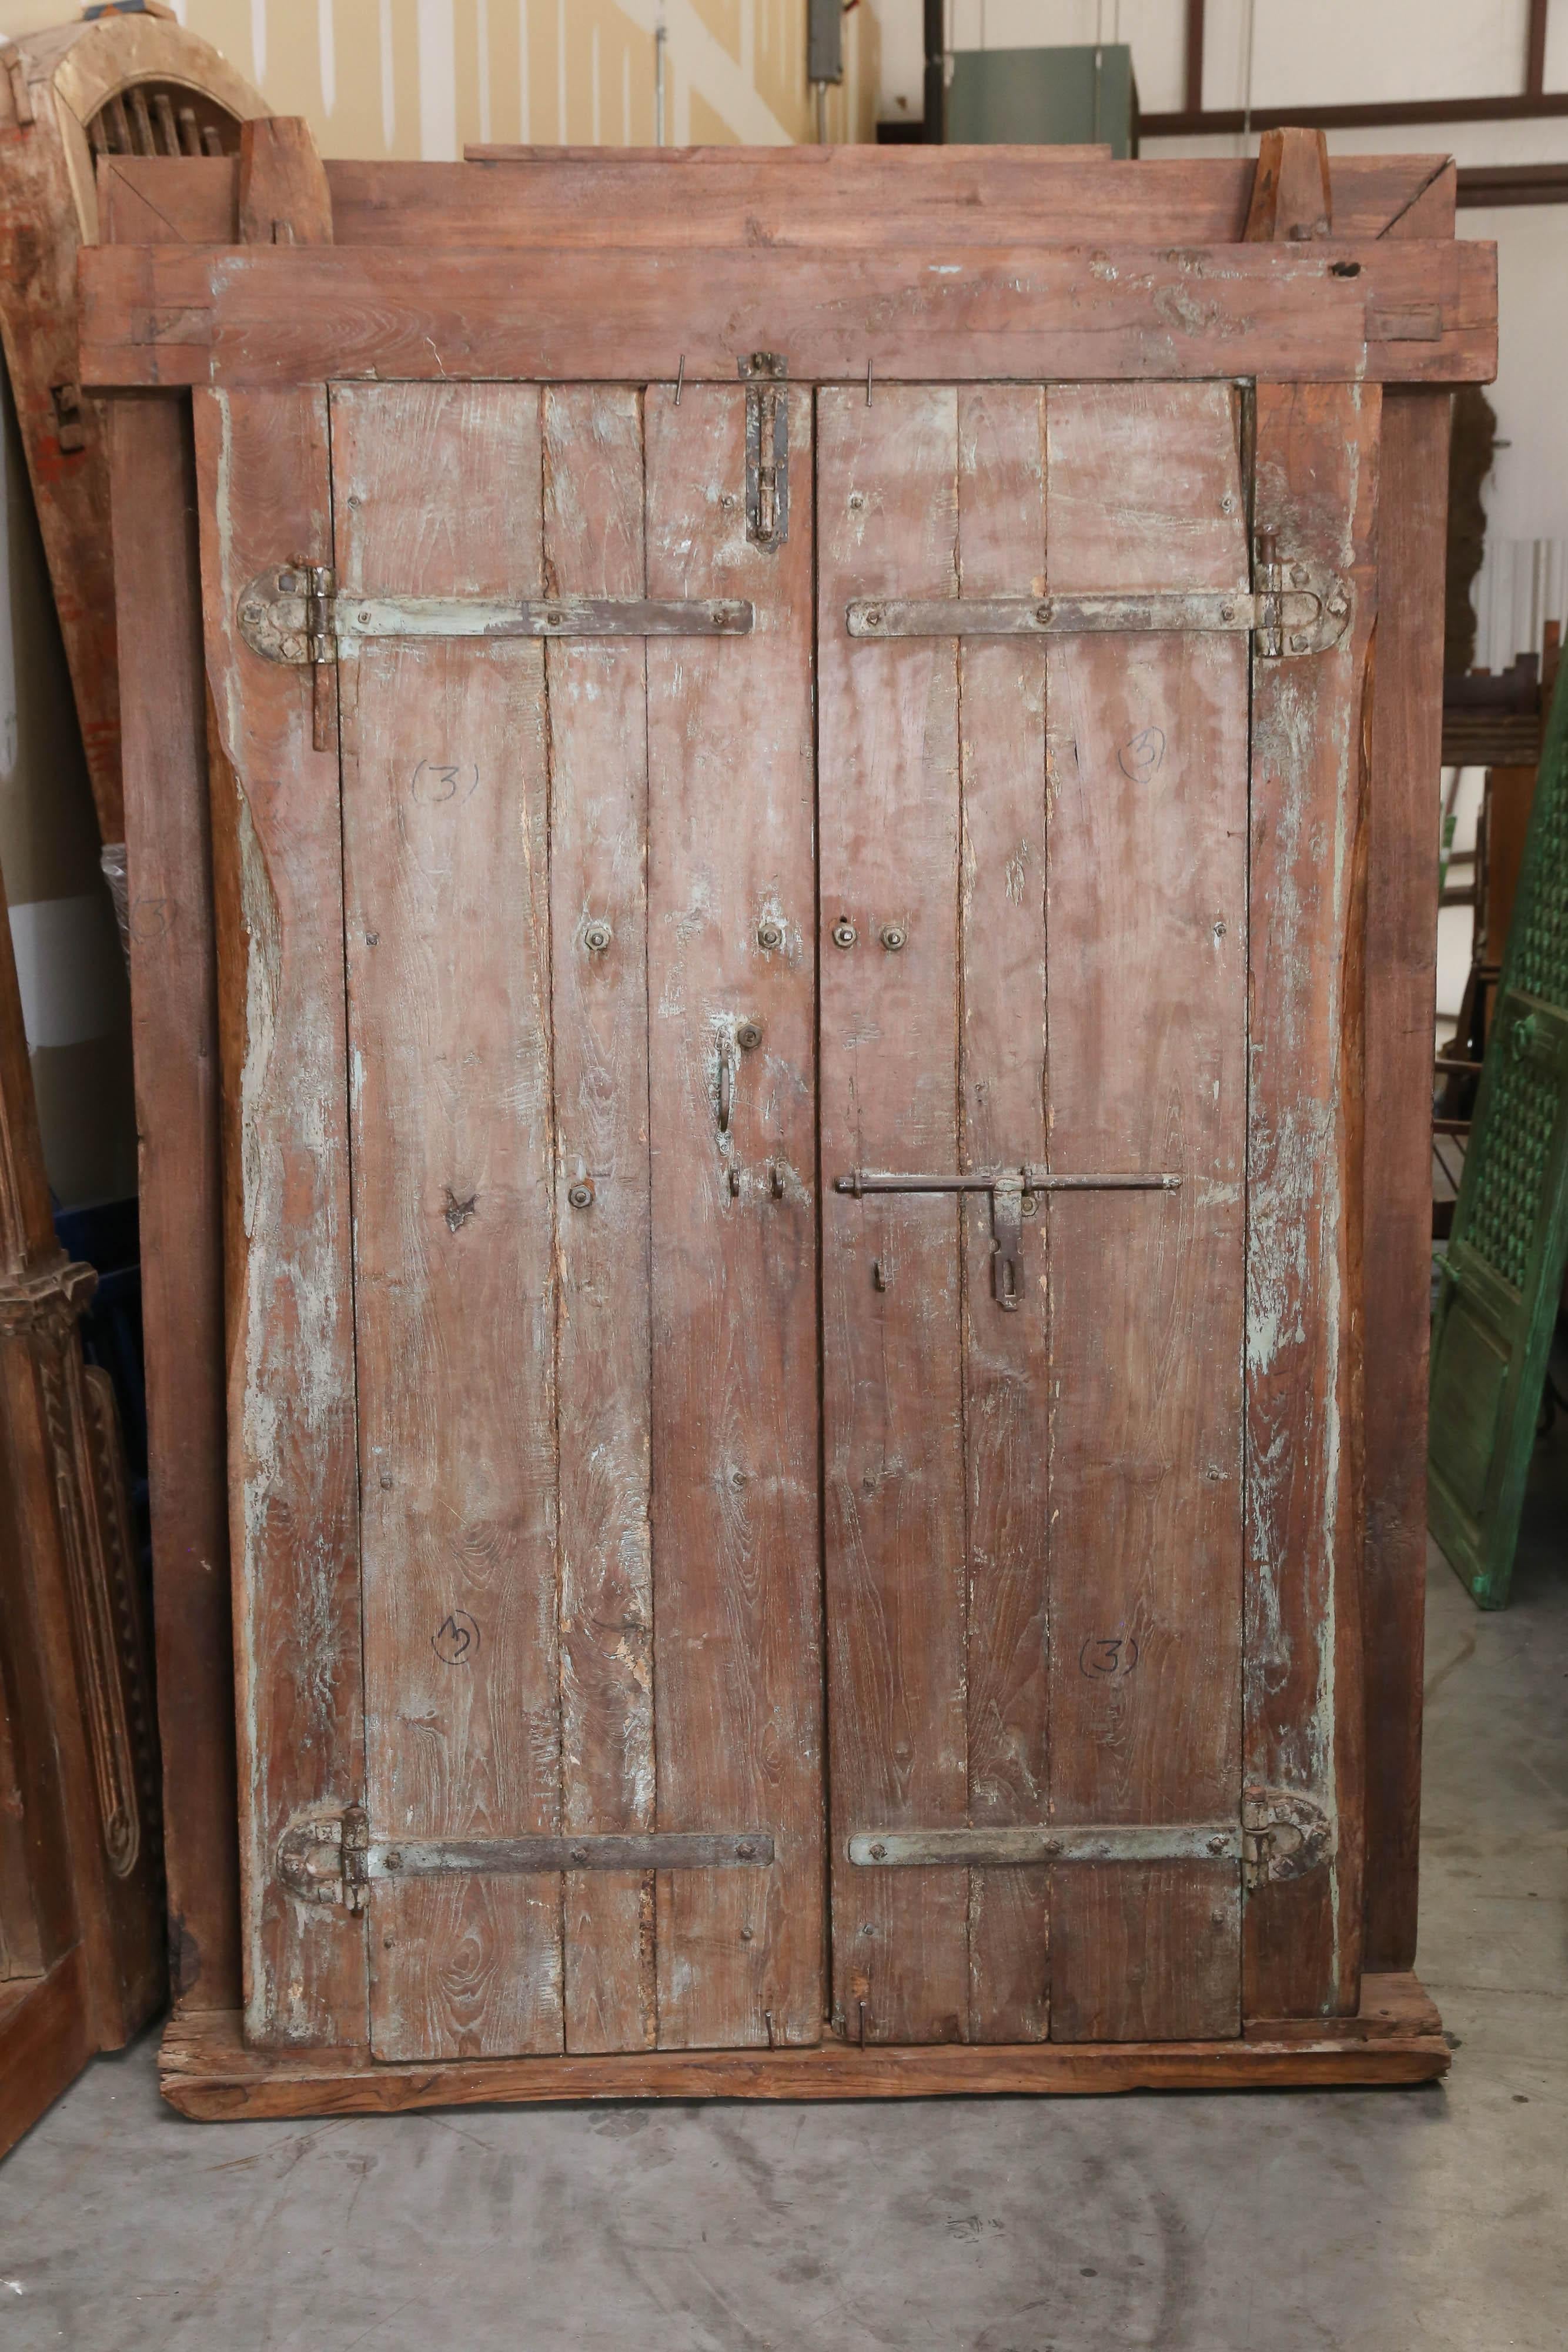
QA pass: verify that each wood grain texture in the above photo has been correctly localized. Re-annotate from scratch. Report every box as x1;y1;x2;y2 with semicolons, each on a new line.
644;385;823;2051
236;117;331;247
95;149;1460;256
543;386;656;2055
818;386;969;2046
1244;128;1333;241
76;240;1497;393
957;386;1050;2043
195;387;366;2050
158;1971;1449;2117
1042;385;1249;2044
0;1943;93;2160
1360;171;1457;1974
1245;382;1380;2020
109;389;237;2013
333;384;562;2062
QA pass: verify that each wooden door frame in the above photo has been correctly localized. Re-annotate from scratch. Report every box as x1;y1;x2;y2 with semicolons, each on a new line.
93;132;1479;2104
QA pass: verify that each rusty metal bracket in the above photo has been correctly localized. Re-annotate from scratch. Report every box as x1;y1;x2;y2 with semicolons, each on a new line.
740;351;789;550
849;1791;1334;1890
834;1167;1179;1311
279;1810;773;1909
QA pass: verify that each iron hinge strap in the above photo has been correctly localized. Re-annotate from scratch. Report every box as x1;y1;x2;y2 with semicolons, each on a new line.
238;568;754;666
834;1167;1179;1312
279;1815;774;1909
847;569;1352;659
850;1790;1333;1892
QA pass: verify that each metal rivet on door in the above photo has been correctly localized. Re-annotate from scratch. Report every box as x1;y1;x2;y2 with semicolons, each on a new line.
832;920;858;949
736;1020;763;1051
757;918;784;950
880;924;907;952
583;919;612;953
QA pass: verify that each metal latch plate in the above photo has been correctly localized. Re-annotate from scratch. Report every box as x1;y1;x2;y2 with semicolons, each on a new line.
280;1813;774;1910
847;574;1351;658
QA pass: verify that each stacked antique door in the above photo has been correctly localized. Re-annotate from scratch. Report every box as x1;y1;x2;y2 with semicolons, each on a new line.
195;370;1373;2060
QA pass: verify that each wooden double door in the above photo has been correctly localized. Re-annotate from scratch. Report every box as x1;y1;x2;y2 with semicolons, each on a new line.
201;374;1350;2062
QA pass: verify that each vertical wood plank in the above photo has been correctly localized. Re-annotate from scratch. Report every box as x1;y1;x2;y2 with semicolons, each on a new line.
818;385;969;2046
109;390;239;2012
644;384;822;2050
957;385;1051;2043
193;387;366;2050
1044;385;1249;2043
1363;164;1455;1971
1246;381;1380;2020
543;386;657;2054
333;384;563;2060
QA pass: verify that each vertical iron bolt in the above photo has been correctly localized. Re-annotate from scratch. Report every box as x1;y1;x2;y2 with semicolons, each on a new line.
736;1020;763;1051
832;920;858;949
583;920;612;954
879;924;907;952
756;918;784;950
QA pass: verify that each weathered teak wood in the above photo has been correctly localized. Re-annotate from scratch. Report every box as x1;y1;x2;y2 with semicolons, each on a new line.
1245;127;1333;241
0;18;264;845
0;857;163;2156
88;129;1495;2089
1244;382;1380;2018
236;117;331;247
1042;384;1249;2043
109;389;238;2014
99;147;1462;253
77;238;1496;392
194;386;367;2051
333;384;561;2060
157;1972;1447;2116
1362;164;1457;1973
643;385;824;2052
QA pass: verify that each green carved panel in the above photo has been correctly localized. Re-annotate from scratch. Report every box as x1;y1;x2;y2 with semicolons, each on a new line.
1430;656;1568;1608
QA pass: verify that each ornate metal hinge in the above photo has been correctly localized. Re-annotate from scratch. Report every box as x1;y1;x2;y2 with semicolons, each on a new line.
740;351;790;550
834;1166;1179;1311
847;559;1352;659
1241;1785;1335;1890
278;1808;774;1910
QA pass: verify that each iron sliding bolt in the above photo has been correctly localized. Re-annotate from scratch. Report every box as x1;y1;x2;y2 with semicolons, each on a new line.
834;1167;1180;1312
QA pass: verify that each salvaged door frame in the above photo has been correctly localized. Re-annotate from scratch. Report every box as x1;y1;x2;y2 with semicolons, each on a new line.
88;128;1486;2109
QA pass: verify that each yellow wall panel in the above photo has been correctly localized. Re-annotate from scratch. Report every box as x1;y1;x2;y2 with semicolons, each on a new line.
154;0;880;156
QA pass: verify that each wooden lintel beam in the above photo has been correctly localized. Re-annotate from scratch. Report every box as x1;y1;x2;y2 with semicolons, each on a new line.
76;239;1499;392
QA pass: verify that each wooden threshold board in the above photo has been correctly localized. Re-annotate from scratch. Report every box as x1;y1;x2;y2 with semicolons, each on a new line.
162;1976;1448;2116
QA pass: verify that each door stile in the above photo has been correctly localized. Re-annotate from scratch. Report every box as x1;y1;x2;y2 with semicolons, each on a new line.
193;387;369;2051
1244;382;1379;2020
335;383;565;2060
541;386;658;2055
957;386;1052;2043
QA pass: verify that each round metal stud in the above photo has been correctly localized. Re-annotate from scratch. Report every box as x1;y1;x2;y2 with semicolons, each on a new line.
832;920;858;949
567;1180;595;1210
583;920;612;954
736;1020;763;1052
862;607;884;630
756;918;784;951
383;1850;402;1872
880;924;907;953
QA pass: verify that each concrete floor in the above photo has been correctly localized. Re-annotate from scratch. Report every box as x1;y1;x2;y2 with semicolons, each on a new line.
4;1441;1564;2350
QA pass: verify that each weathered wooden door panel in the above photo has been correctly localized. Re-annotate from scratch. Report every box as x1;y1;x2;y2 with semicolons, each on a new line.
644;385;824;2051
818;382;1249;2046
1244;384;1379;2020
195;387;368;2054
334;383;563;2062
1042;385;1249;2043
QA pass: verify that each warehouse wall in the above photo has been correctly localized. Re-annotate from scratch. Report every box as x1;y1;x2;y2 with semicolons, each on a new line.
2;0;881;151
